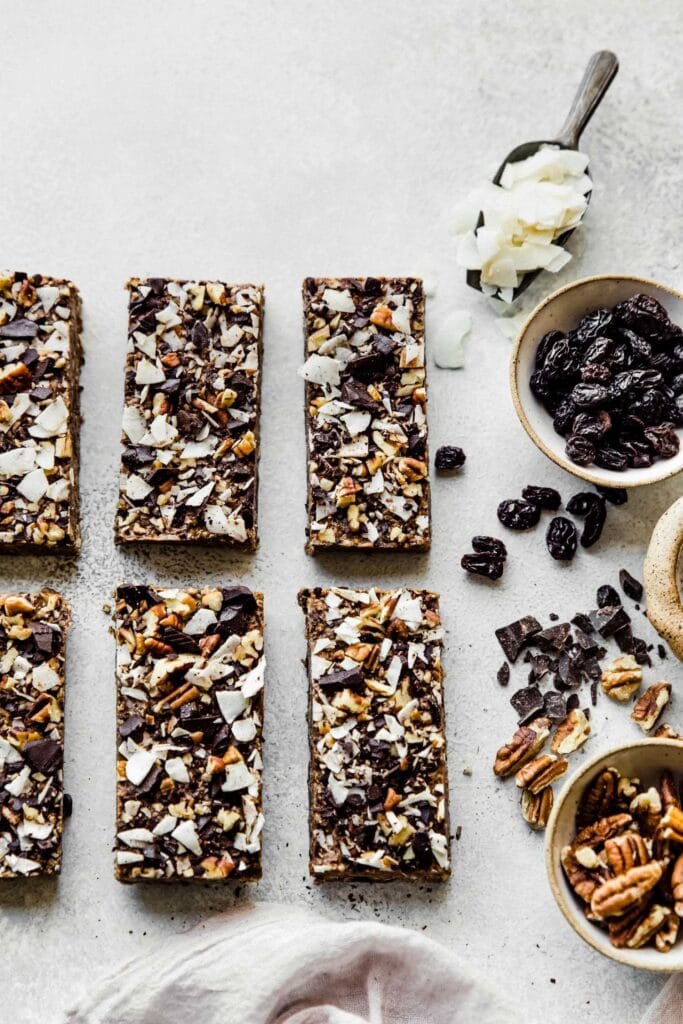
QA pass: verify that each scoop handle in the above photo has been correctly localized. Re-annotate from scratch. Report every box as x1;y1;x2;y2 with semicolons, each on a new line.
556;50;619;149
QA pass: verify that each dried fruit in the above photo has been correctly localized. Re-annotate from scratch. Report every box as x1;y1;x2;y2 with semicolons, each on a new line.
497;498;541;531
435;446;466;471
521;485;561;510
461;553;504;580
596;485;627;505
619;569;644;602
545;517;578;561
472;535;507;558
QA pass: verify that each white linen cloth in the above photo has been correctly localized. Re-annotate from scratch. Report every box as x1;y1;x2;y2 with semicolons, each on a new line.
640;977;683;1024
65;903;519;1024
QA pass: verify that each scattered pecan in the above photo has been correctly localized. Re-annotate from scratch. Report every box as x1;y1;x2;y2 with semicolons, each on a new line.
520;787;553;830
493;717;550;777
577;767;620;828
604;831;651;874
601;655;643;701
515;754;568;794
591;861;663;919
655;723;683;741
551;708;590;755
631;682;672;733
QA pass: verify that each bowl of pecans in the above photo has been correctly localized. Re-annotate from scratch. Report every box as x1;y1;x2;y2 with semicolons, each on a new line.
545;739;683;969
511;275;683;489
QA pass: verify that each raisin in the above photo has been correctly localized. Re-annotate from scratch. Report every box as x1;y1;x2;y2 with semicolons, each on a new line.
553;398;577;435
594;445;628;472
571;382;611;408
580;496;607;548
472;536;507;559
619;569;644;601
535;330;565;370
565;434;596;467
572;410;611;441
614;293;671;337
575;309;614;342
497;499;541;531
545;517;578;561
521;485;561;510
566;492;595;516
643;424;680;458
597;585;621;608
461;553;504;580
435;446;466;470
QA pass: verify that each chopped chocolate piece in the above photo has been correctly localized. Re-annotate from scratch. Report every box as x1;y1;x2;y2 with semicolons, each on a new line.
114;585;264;883
0;274;82;552
495;616;542;663
435;446;466;471
302;278;430;552
590;605;632;638
572;612;594;634
543;691;568;722
530;654;555;680
556;652;582;689
0;590;70;877
511;686;545;724
597;585;621;608
317;666;364;691
535;623;572;652
566;694;580;711
658;644;668;660
114;279;264;547
300;587;449;881
497;662;510;687
619;569;644;602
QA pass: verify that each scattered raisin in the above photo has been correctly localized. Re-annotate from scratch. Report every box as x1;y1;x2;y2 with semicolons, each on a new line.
596;485;627;505
522;485;562;510
546;517;578;561
435;445;466;471
461;553;504;580
619;569;644;602
472;536;507;558
497;499;541;531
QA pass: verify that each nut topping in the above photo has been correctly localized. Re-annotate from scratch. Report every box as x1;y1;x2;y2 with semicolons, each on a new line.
590;862;663;919
551;708;591;755
520;787;553;830
515;753;568;794
601;655;643;701
631;682;672;733
493;717;551;777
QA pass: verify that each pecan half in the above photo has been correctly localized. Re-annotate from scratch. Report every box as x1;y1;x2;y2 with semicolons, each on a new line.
515;754;568;794
601;655;643;701
561;844;610;903
671;853;683;916
551;708;590;755
577;767;620;828
630;787;662;838
655;909;679;953
609;901;669;949
493;717;550;777
574;813;633;850
631;682;672;733
591;861;663;919
604;831;651;874
660;770;681;813
520;787;553;830
661;805;683;844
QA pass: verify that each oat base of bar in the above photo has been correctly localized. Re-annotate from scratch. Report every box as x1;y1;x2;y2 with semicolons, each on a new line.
114;278;263;547
114;585;265;883
301;586;450;881
301;277;431;553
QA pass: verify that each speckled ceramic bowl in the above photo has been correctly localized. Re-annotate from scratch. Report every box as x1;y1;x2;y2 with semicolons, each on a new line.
511;275;683;488
545;739;683;970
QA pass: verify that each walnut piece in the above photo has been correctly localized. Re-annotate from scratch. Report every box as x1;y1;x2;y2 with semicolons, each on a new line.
493;717;550;778
551;708;590;755
631;682;672;733
601;655;643;701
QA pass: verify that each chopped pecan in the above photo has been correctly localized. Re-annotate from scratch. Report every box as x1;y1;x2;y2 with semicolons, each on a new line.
655;723;683;741
591;861;663;919
551;708;590;755
520;787;553;830
631;682;672;733
493;717;550;777
577;767;620;828
515;754;568;794
601;655;643;701
604;831;651;874
574;813;633;850
561;844;610;903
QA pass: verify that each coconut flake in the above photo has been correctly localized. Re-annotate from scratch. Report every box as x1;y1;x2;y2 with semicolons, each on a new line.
232;719;256;743
36;285;60;312
0;447;36;477
32;663;60;692
171;819;202;856
32;397;68;436
185;608;217;635
135;359;165;386
125;474;153;501
122;405;148;443
322;288;355;313
221;761;256;792
433;311;472;369
298;354;341;387
341;411;371;436
125;749;156;786
5;765;31;796
17;468;49;502
165;757;190;783
216;690;247;723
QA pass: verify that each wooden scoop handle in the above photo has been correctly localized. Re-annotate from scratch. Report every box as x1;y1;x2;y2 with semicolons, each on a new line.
556;50;619;149
644;496;683;661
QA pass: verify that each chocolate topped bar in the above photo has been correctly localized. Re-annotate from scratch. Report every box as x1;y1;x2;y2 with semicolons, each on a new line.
300;586;450;880
0;272;82;552
301;277;431;552
114;278;263;546
114;585;264;882
0;590;70;877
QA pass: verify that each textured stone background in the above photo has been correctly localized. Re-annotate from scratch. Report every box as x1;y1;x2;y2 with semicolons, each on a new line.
1;2;682;1021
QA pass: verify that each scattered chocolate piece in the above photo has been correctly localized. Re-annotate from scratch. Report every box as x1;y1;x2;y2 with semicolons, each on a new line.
591;605;632;638
619;569;644;602
597;585;621;608
511;686;545;724
497;663;511;687
435;446;466;471
543;691;568;722
536;623;571;652
522;485;562;510
658;644;668;660
495;616;542;663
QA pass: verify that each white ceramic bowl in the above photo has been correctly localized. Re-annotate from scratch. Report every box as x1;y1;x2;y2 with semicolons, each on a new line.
545;739;683;970
511;275;683;488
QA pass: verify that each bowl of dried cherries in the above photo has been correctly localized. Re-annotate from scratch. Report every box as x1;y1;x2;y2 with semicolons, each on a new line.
546;738;683;969
511;275;683;488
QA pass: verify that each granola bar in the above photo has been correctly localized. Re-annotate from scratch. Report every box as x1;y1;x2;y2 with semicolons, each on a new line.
0;590;70;877
301;277;430;552
114;584;264;882
0;272;82;552
300;586;450;880
114;278;263;546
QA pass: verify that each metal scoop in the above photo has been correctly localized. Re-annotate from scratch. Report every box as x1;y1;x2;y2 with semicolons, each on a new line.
466;50;619;301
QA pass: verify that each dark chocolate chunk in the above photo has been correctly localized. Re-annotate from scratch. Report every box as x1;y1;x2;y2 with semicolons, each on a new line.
23;738;62;773
0;318;38;339
543;691;568;722
535;623;571;652
590;605;632;638
318;666;364;691
511;686;545;724
597;585;621;608
619;569;644;602
497;663;510;687
495;616;542;663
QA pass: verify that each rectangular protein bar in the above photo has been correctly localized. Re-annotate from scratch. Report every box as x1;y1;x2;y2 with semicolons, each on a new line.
114;278;263;546
0;590;70;878
0;272;82;552
300;586;450;881
114;584;265;882
301;277;430;552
